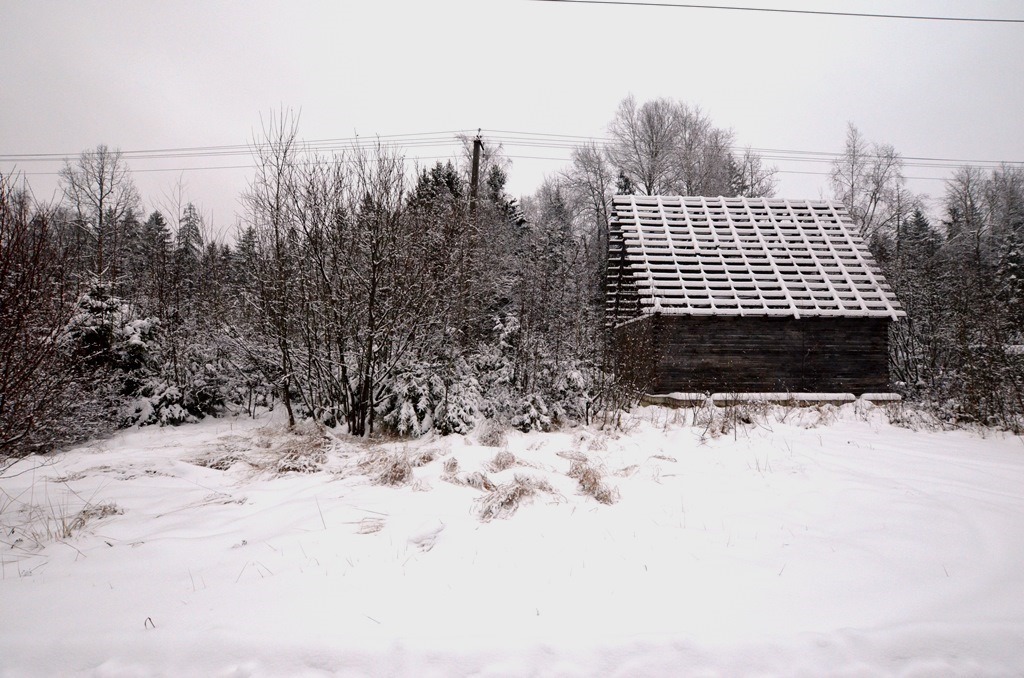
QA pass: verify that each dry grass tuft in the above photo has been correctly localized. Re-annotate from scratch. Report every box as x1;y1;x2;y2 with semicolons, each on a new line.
440;464;496;491
6;498;124;548
614;464;639;478
192;451;247;471
273;428;331;474
51;472;86;483
567;460;619;505
463;471;496;491
276;444;327;474
192;425;333;475
360;451;413;486
65;501;123;536
475;474;554;521
357;517;385;534
487;450;517;472
694;402;766;440
376;456;413;486
410;449;437;467
882;402;946;431
556;450;588;462
476;420;508;448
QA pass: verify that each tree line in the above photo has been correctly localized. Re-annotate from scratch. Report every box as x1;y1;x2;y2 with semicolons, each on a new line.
2;98;1022;462
830;123;1024;428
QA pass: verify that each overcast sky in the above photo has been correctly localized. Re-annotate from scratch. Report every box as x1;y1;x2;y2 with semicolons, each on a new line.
2;0;1022;238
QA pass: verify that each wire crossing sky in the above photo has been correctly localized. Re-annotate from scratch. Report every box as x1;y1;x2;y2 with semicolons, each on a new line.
526;0;1024;23
4;129;1024;167
6;129;1021;188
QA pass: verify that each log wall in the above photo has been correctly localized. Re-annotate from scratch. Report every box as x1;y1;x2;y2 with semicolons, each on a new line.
617;315;892;394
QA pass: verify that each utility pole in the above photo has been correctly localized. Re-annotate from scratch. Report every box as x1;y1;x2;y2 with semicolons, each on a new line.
469;130;483;219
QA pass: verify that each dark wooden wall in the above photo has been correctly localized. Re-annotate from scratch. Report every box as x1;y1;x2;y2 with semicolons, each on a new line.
617;315;892;394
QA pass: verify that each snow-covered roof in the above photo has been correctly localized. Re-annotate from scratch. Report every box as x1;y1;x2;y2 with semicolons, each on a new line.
607;195;904;324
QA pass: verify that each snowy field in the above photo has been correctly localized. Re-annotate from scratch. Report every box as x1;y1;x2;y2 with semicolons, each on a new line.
2;404;1023;677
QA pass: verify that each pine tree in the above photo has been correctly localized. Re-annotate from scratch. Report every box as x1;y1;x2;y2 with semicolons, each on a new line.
175;202;205;296
133;210;173;317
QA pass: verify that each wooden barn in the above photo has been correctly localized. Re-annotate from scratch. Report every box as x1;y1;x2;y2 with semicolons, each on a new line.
607;196;904;397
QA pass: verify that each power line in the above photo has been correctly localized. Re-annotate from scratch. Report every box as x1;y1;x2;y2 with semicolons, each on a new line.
0;132;481;164
4;128;1022;168
526;0;1024;24
4;129;1021;184
485;131;1024;165
0;130;474;161
10;156;476;177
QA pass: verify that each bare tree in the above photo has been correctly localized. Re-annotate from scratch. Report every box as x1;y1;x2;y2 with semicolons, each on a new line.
243;110;303;427
733;147;777;197
345;148;407;434
830;123;905;239
985;164;1024;241
605;96;770;197
606;96;685;195
242;121;460;435
564;141;616;293
0;174;75;460
59;144;141;279
567;141;613;213
944;165;988;261
676;117;731;195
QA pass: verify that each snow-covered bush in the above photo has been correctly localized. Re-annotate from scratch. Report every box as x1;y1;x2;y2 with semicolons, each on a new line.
378;367;438;436
124;382;195;426
63;284;119;363
120;328;231;428
220;333;281;417
469;316;599;428
471;338;516;420
63;283;156;375
64;282;232;429
511;393;552;432
551;368;592;422
433;374;480;435
63;283;163;427
165;341;230;419
124;365;228;427
377;359;480;437
377;378;418;435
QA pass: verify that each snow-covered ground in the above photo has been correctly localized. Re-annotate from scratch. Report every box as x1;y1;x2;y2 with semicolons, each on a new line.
2;404;1023;677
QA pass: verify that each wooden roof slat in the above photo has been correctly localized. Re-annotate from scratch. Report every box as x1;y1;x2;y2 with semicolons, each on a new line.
609;195;904;322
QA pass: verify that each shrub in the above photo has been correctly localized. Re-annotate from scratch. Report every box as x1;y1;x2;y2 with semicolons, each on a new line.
378;359;480;437
511;393;551;432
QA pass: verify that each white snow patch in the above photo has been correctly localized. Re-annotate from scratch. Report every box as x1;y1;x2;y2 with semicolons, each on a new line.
2;406;1023;676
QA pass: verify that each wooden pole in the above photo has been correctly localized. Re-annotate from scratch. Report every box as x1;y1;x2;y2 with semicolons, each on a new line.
469;131;483;218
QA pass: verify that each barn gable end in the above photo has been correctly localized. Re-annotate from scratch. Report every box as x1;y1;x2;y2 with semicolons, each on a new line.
607;196;904;395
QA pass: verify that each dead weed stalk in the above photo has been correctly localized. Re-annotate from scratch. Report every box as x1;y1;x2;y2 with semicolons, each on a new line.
567;460;619;505
475;474;554;521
